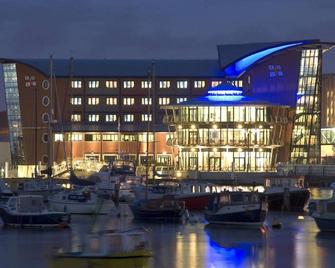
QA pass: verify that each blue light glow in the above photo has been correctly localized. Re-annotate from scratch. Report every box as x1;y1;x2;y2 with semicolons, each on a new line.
224;42;304;77
208;89;243;96
206;95;244;102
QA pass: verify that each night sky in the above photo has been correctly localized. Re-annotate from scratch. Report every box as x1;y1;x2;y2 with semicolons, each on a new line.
0;0;335;112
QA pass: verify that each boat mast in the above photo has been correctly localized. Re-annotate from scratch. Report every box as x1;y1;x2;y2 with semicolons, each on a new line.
34;74;38;178
69;57;74;171
47;55;54;179
151;61;156;180
145;66;151;191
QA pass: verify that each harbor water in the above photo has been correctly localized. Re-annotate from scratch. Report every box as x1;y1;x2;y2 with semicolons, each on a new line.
0;188;334;268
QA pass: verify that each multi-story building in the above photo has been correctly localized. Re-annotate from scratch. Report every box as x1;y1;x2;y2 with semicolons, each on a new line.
0;39;334;174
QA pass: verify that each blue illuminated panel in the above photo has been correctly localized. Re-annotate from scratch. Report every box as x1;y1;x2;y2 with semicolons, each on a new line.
224;42;304;77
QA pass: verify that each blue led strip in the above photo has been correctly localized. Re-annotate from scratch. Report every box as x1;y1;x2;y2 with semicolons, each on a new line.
224;42;304;77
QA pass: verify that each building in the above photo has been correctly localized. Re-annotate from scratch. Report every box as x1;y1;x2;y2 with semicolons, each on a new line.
0;39;334;175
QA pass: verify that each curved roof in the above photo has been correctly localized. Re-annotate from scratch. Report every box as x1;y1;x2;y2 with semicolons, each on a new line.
0;59;222;78
218;39;335;78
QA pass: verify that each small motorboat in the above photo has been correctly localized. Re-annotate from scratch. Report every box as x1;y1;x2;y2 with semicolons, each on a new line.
51;228;152;268
262;175;310;211
205;191;267;227
0;195;70;228
48;188;115;215
130;196;187;222
17;179;62;198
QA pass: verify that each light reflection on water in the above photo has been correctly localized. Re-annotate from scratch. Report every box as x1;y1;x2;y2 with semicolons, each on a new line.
1;212;335;267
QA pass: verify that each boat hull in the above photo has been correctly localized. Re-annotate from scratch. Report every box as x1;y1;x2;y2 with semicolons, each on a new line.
131;206;185;221
262;190;310;211
48;199;113;215
205;208;266;226
313;216;335;232
0;207;69;228
176;193;212;211
51;250;152;268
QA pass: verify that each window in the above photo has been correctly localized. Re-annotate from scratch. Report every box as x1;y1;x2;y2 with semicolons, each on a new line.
54;133;64;142
106;80;117;88
211;81;222;87
160;81;170;88
85;134;101;141
67;133;83;141
124;114;134;122
176;97;187;104
138;133;154;142
177;80;188;89
71;80;82;88
141;114;152;121
106;97;117;105
159;97;170;105
231;80;243;87
88;114;100;122
102;134;119;141
141;97;152;105
121;134;137;141
123;97;135;105
88;81;100;88
194;80;205;88
123;80;135;88
105;114;117;122
71;114;81;122
88;97;99;105
70;97;82;105
141;81;152;88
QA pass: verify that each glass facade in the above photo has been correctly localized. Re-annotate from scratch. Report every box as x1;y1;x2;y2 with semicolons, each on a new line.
291;49;321;164
165;105;288;172
0;63;25;165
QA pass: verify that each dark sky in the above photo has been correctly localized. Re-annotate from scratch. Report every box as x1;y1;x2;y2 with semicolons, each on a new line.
0;0;334;70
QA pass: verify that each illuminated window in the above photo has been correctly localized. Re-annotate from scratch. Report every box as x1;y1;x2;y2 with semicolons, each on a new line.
85;134;101;141
211;81;222;87
106;80;117;88
141;81;152;88
106;97;117;105
88;81;99;88
70;97;82;105
123;97;135;105
105;114;117;122
71;114;81;122
159;81;170;88
177;80;188;89
141;114;152;121
124;114;134;122
71;80;82;88
194;81;205;88
102;134;119;141
231;80;243;87
88;114;100;122
176;97;187;104
123;80;135;88
121;134;137;141
67;133;83;141
159;97;170;105
88;97;99;105
54;133;64;142
138;133;154;142
141;97;152;105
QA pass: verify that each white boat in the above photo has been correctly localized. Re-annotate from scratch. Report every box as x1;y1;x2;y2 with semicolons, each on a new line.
48;188;115;215
52;228;152;268
0;195;70;228
17;179;62;197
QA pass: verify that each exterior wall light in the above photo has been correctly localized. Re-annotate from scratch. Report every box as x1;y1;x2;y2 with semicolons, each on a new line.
178;125;182;130
176;171;182;178
213;148;218;152
212;124;218;129
191;124;196;130
191;148;196;152
237;124;243;129
238;148;243;152
259;125;263;129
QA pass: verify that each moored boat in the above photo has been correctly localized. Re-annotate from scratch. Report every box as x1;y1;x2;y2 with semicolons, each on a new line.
205;191;267;227
48;188;115;215
130;197;187;222
0;195;70;228
51;228;152;268
262;175;310;211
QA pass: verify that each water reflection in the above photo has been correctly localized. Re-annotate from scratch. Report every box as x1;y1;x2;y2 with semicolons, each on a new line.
204;224;266;268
